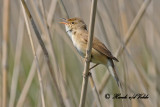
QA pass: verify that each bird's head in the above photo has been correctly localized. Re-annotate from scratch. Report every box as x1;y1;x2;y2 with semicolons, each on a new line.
60;17;87;32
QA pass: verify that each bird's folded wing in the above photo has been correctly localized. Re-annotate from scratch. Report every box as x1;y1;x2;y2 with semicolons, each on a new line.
83;35;119;62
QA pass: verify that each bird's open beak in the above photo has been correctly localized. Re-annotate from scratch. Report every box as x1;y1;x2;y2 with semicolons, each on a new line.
59;18;68;24
59;22;68;24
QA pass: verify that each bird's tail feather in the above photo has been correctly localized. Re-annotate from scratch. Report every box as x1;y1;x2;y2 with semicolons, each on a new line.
106;59;121;88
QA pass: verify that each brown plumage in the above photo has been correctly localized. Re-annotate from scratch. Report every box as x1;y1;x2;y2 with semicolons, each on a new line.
60;17;121;87
84;35;119;62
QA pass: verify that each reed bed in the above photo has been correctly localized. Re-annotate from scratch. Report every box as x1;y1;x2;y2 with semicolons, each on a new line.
0;0;159;107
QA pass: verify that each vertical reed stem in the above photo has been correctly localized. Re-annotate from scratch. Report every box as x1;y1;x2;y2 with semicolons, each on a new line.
2;0;10;106
21;0;65;106
21;1;45;106
79;0;97;107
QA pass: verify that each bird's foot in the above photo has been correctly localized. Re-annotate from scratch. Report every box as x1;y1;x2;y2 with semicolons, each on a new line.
82;72;91;78
84;56;90;62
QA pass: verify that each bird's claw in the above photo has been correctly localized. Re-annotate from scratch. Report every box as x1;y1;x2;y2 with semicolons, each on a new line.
84;56;88;62
82;72;91;78
84;56;90;62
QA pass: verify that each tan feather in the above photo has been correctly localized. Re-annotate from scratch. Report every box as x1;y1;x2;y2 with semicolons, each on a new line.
82;33;119;62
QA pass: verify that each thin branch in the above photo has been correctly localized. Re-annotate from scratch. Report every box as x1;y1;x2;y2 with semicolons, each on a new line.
47;0;57;27
115;0;151;57
9;10;24;107
2;0;10;106
58;0;69;18
16;46;42;107
21;1;45;107
79;0;97;107
96;11;111;49
98;0;151;94
98;73;110;94
39;0;72;106
21;0;65;106
89;73;102;107
16;0;57;105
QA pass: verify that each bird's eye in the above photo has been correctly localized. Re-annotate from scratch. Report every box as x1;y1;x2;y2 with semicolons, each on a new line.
71;22;74;24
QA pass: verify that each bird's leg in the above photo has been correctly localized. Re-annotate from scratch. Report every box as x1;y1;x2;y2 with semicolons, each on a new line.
84;56;90;62
89;64;99;71
82;64;99;78
82;71;92;78
84;55;99;70
83;56;98;77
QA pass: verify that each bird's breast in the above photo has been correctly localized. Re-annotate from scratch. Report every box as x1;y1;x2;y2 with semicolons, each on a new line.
72;35;86;57
65;26;84;56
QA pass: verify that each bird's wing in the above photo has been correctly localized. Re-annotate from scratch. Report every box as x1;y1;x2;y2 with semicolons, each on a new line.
83;34;119;62
93;38;119;62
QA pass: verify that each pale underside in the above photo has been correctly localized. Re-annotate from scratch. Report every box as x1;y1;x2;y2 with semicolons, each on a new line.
65;25;108;65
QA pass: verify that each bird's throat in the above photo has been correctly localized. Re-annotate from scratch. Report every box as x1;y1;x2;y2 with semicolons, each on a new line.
65;25;73;39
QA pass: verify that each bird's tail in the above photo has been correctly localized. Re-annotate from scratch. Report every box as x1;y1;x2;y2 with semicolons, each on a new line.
106;59;121;88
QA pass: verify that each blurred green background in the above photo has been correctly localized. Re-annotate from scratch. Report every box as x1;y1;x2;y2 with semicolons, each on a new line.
0;0;160;107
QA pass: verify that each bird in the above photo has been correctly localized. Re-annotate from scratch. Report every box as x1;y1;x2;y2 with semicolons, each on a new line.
60;17;121;87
